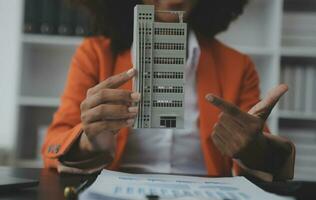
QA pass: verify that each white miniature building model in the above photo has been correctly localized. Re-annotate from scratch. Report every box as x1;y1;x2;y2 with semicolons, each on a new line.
133;5;187;128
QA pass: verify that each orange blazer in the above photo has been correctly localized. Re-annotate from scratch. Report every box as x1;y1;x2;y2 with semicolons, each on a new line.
42;36;272;177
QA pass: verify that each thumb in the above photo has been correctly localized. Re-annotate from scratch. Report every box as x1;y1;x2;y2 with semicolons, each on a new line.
248;84;288;120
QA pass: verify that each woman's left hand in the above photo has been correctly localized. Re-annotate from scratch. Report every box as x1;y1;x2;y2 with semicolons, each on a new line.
205;84;288;159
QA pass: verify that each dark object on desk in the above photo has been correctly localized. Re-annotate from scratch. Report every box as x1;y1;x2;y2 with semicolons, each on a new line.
146;194;160;200
0;176;38;193
64;179;93;200
257;180;316;200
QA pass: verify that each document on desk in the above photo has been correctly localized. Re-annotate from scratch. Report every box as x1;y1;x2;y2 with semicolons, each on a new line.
80;170;294;200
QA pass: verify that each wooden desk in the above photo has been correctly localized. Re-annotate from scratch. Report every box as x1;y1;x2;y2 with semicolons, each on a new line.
0;167;315;200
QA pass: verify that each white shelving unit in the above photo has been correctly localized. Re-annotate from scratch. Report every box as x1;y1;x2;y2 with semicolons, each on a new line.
19;96;60;107
279;111;316;121
282;47;316;57
0;0;24;161
5;0;315;180
22;34;83;46
14;36;81;164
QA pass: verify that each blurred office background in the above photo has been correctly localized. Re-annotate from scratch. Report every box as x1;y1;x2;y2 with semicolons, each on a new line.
0;0;315;181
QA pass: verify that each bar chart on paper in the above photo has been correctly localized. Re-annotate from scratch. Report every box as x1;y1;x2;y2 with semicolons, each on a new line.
80;170;293;200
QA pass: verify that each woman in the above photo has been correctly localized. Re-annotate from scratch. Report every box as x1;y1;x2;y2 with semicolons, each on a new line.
42;0;295;181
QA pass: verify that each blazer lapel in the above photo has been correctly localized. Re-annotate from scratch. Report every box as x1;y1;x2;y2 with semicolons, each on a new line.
196;39;231;176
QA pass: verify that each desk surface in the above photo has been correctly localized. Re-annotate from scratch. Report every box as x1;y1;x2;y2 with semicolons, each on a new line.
0;167;314;200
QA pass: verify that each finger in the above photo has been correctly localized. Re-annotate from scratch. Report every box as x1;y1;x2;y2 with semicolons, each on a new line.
215;123;231;144
220;113;246;136
206;94;248;120
248;84;288;120
81;89;141;110
82;104;138;123
216;120;245;157
211;132;227;155
84;119;135;138
214;123;237;156
88;68;136;95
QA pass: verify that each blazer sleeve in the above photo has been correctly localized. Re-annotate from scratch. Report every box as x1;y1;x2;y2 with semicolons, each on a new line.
41;39;100;169
233;55;295;181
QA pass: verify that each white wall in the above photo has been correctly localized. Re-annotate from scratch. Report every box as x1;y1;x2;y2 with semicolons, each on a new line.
0;0;23;150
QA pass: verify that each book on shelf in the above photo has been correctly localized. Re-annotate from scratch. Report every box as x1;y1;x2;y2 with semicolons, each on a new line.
24;0;41;33
24;0;93;36
40;0;60;34
280;63;316;113
280;127;316;181
313;67;316;113
281;65;296;111
282;12;316;47
57;0;75;35
294;66;305;112
305;65;314;113
280;66;286;111
284;0;316;12
74;6;93;36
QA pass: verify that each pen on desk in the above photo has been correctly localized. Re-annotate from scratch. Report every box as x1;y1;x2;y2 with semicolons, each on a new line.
64;179;89;200
146;195;160;200
146;195;221;200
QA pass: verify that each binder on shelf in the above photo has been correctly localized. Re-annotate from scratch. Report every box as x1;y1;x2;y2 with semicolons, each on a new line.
74;7;93;36
40;0;59;34
294;66;306;112
57;0;75;35
313;66;316;113
24;0;41;33
284;0;316;12
282;65;296;111
280;127;316;181
305;65;314;113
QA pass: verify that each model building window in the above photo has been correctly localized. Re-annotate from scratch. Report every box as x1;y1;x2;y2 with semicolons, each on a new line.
154;28;185;36
144;100;150;107
144;72;151;78
154;43;184;50
144;86;151;93
138;12;153;20
153;72;184;79
160;116;177;128
143;115;150;122
153;86;183;93
139;27;151;34
153;100;183;107
145;57;151;64
154;57;184;65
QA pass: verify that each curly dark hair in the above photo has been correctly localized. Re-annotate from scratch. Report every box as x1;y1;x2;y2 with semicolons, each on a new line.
71;0;249;55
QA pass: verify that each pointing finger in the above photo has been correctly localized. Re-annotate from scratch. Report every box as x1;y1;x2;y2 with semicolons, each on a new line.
248;84;288;120
206;94;246;119
88;68;136;95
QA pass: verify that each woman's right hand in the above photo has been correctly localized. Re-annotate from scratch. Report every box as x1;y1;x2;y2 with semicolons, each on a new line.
79;68;140;154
